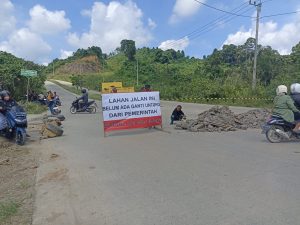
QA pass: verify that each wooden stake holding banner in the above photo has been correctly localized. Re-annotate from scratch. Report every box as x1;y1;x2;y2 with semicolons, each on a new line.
102;92;162;136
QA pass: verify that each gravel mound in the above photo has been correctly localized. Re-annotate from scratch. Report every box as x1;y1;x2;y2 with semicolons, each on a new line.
175;106;270;132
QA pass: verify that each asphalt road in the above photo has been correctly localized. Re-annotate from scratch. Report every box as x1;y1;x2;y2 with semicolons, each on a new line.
33;82;300;225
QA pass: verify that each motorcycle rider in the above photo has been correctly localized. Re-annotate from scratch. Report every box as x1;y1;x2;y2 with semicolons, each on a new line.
0;91;17;132
290;83;300;120
1;90;17;110
290;83;300;108
77;89;88;110
0;94;7;132
273;85;300;133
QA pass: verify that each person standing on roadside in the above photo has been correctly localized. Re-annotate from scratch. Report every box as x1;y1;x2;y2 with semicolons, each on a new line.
47;91;55;114
141;84;152;92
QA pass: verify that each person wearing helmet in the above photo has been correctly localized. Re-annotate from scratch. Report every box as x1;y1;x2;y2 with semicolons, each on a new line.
0;92;8;131
290;83;300;121
273;85;300;132
0;90;17;131
1;90;17;110
77;89;89;109
290;83;300;109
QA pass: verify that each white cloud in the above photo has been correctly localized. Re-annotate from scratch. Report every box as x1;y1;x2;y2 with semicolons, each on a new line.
223;13;300;55
60;49;73;59
0;28;51;62
28;5;71;35
170;0;204;24
81;9;91;17
67;1;152;53
148;18;157;30
0;4;73;63
159;36;190;51
0;0;16;36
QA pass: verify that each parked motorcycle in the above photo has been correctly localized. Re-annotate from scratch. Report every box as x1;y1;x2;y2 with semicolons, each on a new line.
261;115;300;143
1;106;28;145
49;99;62;115
70;98;97;114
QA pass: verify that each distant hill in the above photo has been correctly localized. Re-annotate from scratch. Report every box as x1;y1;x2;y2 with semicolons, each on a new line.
46;39;300;107
55;55;101;75
46;46;104;76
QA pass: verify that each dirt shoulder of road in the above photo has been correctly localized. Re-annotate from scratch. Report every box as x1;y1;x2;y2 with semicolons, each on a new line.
0;124;42;225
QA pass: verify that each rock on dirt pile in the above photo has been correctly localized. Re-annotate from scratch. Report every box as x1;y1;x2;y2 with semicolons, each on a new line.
175;106;271;132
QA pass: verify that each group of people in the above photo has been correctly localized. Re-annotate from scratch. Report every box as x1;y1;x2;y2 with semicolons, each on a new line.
45;90;61;114
273;83;300;133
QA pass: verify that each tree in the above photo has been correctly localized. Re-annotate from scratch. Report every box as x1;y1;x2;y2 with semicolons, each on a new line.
120;40;136;61
0;51;46;100
70;75;84;90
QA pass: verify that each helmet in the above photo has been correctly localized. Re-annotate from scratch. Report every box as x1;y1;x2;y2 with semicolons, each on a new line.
0;90;10;98
81;89;86;94
291;83;300;94
276;85;288;95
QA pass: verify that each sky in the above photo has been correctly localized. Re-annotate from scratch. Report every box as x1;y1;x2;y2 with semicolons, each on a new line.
0;0;300;64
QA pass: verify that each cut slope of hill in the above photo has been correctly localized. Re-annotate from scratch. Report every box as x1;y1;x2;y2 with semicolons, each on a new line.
55;55;101;75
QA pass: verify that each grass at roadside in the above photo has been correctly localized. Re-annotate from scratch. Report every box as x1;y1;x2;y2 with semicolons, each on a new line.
0;201;19;223
50;80;101;100
19;102;47;114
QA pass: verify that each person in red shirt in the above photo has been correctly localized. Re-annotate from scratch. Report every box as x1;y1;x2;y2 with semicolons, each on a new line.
110;86;117;93
141;84;152;92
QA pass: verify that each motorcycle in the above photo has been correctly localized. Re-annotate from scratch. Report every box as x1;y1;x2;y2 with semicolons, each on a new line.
70;98;98;114
261;115;300;143
49;99;61;115
1;106;28;145
55;97;62;106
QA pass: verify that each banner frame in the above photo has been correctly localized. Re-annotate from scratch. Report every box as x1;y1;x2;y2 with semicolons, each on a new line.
101;91;163;136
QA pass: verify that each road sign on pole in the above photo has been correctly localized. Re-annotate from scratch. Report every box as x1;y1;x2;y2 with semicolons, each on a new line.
20;69;37;77
20;70;38;101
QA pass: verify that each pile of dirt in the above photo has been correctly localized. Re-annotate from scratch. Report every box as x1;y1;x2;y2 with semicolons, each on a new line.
40;116;64;139
175;106;270;132
235;109;271;129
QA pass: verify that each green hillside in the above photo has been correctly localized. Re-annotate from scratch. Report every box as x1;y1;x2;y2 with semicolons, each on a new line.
46;38;300;107
0;51;46;100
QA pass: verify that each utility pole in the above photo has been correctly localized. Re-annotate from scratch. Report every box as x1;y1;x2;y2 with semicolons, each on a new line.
249;0;261;91
136;58;139;86
52;63;54;76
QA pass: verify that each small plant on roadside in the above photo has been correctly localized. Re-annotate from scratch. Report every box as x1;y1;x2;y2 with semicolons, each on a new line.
0;201;19;222
19;180;31;190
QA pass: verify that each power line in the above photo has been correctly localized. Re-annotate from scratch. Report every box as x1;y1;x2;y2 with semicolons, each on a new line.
261;10;300;19
164;5;254;49
162;0;279;50
193;0;255;18
163;2;253;49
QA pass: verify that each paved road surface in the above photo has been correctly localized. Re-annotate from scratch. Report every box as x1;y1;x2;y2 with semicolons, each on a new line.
33;82;300;225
